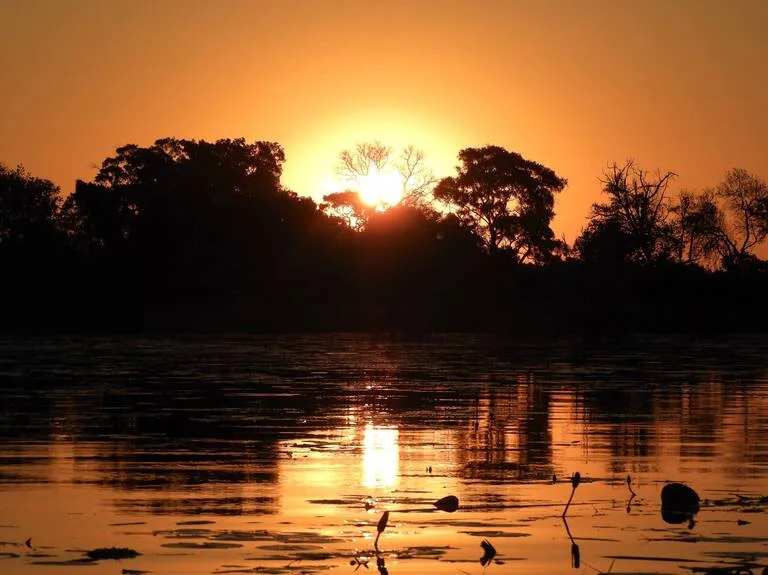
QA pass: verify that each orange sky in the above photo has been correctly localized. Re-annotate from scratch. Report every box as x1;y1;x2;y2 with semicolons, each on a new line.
1;0;767;244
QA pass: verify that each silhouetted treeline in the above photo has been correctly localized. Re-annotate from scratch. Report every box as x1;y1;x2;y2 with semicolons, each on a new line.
1;139;767;334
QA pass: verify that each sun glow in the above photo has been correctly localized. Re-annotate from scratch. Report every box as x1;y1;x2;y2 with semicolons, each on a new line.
357;166;403;209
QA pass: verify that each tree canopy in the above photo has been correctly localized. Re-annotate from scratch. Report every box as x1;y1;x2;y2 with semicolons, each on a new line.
2;138;767;334
433;146;567;263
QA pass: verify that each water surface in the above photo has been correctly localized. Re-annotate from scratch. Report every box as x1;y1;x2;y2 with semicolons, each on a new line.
1;334;767;575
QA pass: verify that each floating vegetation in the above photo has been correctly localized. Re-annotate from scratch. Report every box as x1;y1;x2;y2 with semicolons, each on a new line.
26;552;56;558
109;522;147;527
272;532;345;545
604;554;703;563
458;530;530;539
396;545;453;558
434;495;460;513
31;557;100;566
427;520;525;529
703;551;768;560
213;531;273;542
306;499;350;506
153;527;213;538
257;544;324;552
160;542;243;549
177;520;216;525
685;568;764;575
213;565;333;574
480;539;497;566
86;547;141;560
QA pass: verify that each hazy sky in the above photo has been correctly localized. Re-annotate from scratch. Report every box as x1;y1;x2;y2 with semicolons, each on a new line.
1;0;767;242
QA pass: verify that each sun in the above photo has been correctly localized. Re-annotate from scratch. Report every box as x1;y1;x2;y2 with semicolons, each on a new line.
357;165;403;209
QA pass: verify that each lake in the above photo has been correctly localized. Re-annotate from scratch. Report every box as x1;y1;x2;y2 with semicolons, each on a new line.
1;334;767;575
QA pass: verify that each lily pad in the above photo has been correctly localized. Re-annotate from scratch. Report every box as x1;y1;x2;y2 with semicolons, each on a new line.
161;542;243;549
86;547;141;560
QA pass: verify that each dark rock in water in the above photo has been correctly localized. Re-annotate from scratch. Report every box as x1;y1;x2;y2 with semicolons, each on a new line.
661;482;700;509
661;482;700;526
86;547;140;560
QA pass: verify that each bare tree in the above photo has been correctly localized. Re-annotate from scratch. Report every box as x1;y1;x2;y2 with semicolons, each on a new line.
709;168;768;270
335;141;437;208
394;145;438;206
592;160;677;263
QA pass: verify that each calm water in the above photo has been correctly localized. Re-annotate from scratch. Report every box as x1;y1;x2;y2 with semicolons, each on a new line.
1;334;768;575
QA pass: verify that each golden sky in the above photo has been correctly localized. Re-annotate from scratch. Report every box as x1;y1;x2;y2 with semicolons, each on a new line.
1;0;767;243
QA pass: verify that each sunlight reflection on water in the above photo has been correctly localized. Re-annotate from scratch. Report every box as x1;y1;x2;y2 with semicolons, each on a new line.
363;424;399;489
0;334;767;575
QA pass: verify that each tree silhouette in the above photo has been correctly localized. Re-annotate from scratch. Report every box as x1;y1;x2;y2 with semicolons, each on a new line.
64;138;326;308
3;137;768;334
584;160;676;264
0;163;63;251
433;146;566;262
320;190;372;231
335;141;437;209
668;190;722;267
573;216;635;266
708;168;768;271
0;163;74;325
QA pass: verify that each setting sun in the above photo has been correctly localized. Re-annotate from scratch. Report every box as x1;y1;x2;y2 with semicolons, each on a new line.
357;165;403;208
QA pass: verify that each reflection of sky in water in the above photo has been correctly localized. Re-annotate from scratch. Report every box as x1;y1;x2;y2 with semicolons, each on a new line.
1;336;768;575
363;423;399;488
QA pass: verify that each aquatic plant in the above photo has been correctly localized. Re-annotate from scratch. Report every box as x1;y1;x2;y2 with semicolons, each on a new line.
626;474;637;513
626;474;637;498
480;538;497;567
350;555;371;571
374;510;389;550
562;471;581;518
562;516;580;569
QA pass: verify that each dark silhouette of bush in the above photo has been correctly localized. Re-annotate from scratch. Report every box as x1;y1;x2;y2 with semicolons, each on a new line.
1;142;767;335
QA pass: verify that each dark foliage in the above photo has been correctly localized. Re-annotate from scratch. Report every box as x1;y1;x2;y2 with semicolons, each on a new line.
1;142;767;335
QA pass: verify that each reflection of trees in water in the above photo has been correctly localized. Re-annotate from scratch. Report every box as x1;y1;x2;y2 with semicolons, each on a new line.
456;377;553;481
75;440;280;490
2;336;768;502
112;495;276;516
558;348;768;477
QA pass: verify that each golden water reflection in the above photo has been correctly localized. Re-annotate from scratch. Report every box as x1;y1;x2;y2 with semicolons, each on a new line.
362;423;399;488
2;336;768;575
